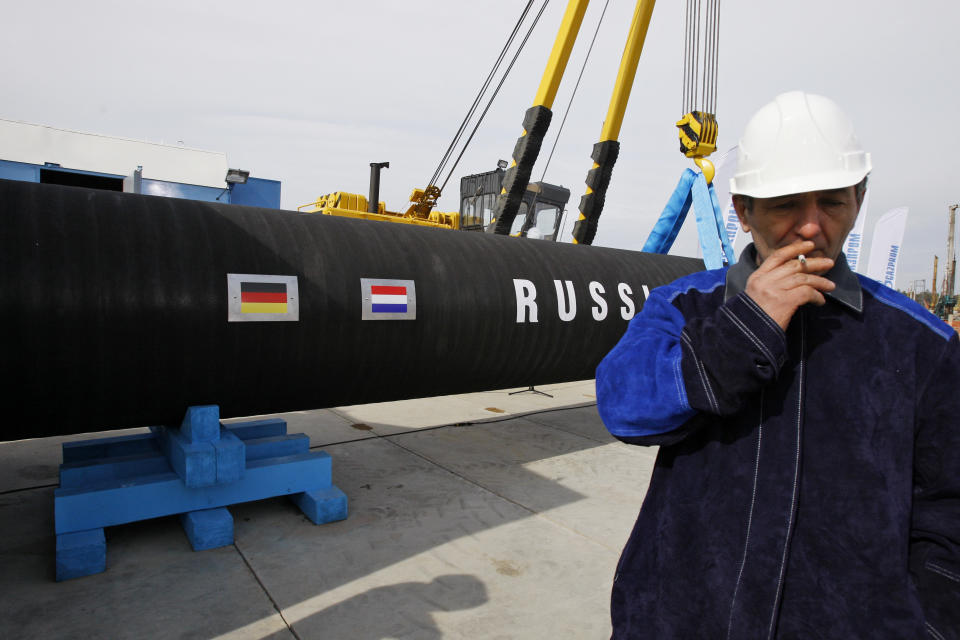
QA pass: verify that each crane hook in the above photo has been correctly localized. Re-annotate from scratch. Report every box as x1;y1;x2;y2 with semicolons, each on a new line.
693;157;715;185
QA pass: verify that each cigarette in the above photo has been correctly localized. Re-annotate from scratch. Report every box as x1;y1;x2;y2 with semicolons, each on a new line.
798;254;807;266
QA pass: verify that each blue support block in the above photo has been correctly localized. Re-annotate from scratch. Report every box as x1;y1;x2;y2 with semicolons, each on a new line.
56;528;105;581
152;425;217;488
180;507;234;551
213;430;245;484
62;432;159;463
292;487;349;525
180;405;221;443
54;407;346;581
55;452;333;534
59;450;170;489
151;425;247;487
245;433;309;461
151;407;247;487
224;418;287;440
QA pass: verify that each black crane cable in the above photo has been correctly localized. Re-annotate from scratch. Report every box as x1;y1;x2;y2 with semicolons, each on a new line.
683;0;720;115
427;0;541;191
438;0;551;194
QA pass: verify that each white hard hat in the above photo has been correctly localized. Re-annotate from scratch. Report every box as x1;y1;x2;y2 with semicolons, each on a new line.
730;91;871;198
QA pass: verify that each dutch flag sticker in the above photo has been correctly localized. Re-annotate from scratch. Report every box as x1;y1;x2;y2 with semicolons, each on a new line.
361;278;417;320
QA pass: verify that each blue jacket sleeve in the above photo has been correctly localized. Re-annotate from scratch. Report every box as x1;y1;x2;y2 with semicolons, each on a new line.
596;283;698;441
910;332;960;638
596;281;788;446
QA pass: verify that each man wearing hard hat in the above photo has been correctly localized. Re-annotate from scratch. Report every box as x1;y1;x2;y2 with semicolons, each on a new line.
597;92;960;638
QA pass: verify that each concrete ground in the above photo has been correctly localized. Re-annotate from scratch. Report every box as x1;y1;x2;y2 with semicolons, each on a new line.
0;380;658;639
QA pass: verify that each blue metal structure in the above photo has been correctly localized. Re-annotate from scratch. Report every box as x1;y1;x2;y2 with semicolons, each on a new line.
0;159;39;182
0;159;281;208
229;177;282;208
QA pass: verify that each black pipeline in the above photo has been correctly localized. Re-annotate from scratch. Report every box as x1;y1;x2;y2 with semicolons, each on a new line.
0;179;702;439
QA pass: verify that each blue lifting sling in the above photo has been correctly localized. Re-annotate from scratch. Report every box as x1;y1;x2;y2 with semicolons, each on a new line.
642;168;735;270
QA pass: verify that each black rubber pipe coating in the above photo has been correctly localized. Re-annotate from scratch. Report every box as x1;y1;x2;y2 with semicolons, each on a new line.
0;179;703;439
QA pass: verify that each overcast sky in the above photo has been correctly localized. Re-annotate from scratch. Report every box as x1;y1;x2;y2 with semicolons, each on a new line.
3;0;957;291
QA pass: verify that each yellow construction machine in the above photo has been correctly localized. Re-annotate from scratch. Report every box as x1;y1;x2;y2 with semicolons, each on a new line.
299;181;459;231
299;160;571;240
300;0;719;245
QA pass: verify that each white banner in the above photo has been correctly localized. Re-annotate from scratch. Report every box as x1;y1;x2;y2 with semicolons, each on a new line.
842;189;870;273
865;207;909;289
711;146;741;250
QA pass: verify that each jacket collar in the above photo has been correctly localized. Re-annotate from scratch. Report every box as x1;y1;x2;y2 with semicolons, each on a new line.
724;243;863;313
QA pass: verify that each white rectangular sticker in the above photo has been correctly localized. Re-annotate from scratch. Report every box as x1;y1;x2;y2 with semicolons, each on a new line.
227;274;299;322
361;278;416;320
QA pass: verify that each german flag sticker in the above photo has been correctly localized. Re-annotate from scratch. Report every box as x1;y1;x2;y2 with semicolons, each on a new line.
227;274;299;322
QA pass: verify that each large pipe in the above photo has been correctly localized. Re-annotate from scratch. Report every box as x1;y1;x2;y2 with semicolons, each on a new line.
0;179;702;440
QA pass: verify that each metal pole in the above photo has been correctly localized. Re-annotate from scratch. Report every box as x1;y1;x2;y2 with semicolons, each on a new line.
368;162;390;214
932;255;939;308
947;205;957;295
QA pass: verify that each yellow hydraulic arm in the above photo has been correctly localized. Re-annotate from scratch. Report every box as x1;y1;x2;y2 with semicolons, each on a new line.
572;0;656;245
489;0;719;245
491;0;659;243
492;0;590;236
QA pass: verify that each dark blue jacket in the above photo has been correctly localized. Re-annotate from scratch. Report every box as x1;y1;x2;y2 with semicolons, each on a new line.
597;246;960;639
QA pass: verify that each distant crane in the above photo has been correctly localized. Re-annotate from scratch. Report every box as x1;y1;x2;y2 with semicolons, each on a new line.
933;204;958;322
945;204;957;297
931;255;938;309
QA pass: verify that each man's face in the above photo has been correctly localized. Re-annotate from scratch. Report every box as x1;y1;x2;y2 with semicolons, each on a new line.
733;186;861;264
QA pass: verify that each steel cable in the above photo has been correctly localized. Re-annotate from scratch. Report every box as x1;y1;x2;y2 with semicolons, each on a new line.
427;0;538;190
438;0;551;193
682;0;720;114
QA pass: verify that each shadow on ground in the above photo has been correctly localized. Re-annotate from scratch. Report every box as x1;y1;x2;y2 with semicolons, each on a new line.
0;404;654;639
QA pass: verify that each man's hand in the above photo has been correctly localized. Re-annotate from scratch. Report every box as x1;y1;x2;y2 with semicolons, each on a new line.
744;240;835;331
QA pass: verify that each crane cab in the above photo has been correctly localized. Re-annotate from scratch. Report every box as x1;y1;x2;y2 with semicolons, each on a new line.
459;165;570;241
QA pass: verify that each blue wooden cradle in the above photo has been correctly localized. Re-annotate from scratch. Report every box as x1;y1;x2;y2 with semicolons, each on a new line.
54;405;348;581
